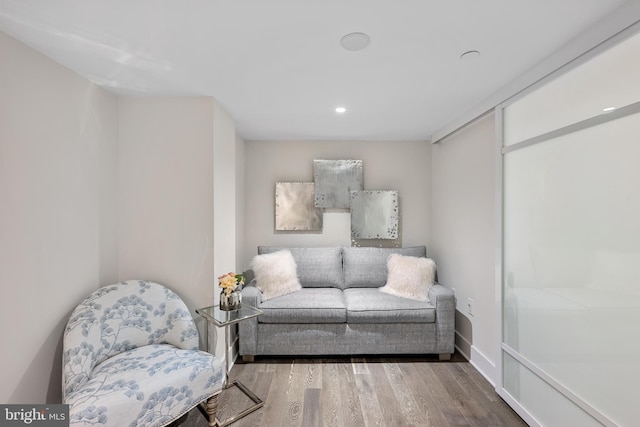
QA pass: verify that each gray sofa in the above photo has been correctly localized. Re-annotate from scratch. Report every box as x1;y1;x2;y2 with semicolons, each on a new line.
239;246;455;361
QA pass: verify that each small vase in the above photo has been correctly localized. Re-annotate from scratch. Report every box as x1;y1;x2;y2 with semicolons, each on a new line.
220;290;241;311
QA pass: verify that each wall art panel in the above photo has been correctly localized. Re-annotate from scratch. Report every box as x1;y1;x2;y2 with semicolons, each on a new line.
313;159;364;208
275;182;323;231
350;190;399;239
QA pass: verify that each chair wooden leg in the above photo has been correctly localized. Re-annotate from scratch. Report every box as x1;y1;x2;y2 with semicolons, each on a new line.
439;353;452;361
206;394;219;426
242;355;255;363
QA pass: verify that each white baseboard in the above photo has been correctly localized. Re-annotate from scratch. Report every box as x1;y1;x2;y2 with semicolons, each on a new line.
228;352;237;371
454;344;470;361
454;327;497;388
454;330;471;360
469;345;496;388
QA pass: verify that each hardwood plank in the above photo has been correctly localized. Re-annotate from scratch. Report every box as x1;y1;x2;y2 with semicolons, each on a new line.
351;357;370;374
447;363;502;413
396;360;451;427
261;360;299;427
415;360;472;426
352;360;393;426
432;362;497;426
258;359;278;373
367;361;413;426
301;388;323;427
282;359;306;427
458;362;500;402
335;359;366;427
320;360;346;427
381;359;428;425
303;359;322;389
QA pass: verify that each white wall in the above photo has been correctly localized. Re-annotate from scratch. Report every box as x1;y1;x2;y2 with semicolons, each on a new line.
118;97;239;360
430;113;497;381
235;134;246;274
212;101;240;358
118;97;216;313
0;32;119;403
242;140;431;268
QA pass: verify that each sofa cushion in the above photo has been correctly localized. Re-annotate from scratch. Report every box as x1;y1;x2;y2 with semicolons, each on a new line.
252;250;302;301
258;288;347;323
344;288;436;324
380;254;436;302
343;246;427;288
258;246;343;288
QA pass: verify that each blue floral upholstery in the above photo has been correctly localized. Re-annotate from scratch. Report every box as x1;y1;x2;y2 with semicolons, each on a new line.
63;280;224;427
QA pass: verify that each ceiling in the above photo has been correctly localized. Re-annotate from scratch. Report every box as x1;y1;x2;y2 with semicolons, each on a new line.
0;0;632;141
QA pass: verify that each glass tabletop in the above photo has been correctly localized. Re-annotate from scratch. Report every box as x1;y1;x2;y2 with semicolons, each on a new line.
196;304;263;327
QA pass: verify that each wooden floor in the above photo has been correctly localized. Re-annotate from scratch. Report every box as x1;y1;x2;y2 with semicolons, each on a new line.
172;353;528;427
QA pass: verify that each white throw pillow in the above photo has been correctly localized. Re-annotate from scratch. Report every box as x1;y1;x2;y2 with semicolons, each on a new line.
380;253;436;302
251;250;302;301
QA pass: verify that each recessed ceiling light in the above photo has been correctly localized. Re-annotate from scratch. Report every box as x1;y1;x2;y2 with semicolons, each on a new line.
460;50;480;61
602;106;616;112
335;107;347;113
340;32;371;51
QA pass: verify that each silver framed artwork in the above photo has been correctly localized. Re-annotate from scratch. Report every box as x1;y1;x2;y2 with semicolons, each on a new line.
350;190;399;239
275;182;323;231
313;159;364;209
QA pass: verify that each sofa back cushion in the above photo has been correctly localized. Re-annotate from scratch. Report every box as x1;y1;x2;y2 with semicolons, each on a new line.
257;246;344;289
343;246;427;288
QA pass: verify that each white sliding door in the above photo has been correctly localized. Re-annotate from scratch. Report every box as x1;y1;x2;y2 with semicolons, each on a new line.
501;29;640;427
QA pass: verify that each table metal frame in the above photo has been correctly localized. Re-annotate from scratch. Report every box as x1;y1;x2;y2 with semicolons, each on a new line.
196;305;264;426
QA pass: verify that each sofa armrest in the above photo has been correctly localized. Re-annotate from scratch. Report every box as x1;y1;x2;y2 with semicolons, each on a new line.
241;278;262;308
239;279;262;356
428;283;456;354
